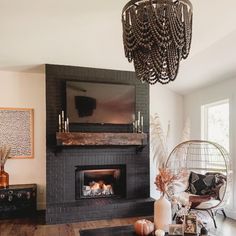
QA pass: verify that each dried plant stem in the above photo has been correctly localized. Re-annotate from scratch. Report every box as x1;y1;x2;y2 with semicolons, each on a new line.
0;145;11;166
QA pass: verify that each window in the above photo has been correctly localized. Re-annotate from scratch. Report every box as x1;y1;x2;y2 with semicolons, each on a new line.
201;99;230;152
201;99;232;208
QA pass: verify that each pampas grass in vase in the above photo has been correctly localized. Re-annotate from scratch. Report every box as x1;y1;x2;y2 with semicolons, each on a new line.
150;115;172;231
150;115;190;231
0;145;11;188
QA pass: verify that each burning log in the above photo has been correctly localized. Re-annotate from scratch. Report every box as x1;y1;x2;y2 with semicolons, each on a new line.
83;181;114;197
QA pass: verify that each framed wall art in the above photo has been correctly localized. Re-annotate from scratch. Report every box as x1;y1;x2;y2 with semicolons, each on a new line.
0;108;34;159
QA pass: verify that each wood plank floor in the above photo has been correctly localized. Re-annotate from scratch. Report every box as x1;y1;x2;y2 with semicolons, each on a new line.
0;214;235;236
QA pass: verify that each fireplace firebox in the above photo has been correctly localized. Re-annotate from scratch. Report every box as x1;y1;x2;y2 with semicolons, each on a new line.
75;165;126;199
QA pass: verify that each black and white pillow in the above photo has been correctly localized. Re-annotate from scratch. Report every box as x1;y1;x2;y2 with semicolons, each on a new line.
187;172;216;195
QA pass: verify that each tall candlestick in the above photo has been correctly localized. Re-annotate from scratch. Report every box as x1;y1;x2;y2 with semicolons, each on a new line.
64;121;67;132
137;111;141;131
141;116;144;133
135;120;138;133
61;110;65;132
59;114;61;132
66;118;69;132
132;114;136;133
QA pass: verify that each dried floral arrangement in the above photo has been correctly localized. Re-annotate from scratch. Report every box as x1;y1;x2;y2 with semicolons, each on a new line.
155;167;188;196
0;145;11;166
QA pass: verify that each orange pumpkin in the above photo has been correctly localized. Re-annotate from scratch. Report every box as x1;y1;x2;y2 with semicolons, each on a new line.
134;219;154;236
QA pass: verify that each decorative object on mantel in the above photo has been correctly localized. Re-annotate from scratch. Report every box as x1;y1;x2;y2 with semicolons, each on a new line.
0;108;34;159
0;145;11;188
134;219;155;235
133;111;144;133
122;0;193;84
58;110;69;133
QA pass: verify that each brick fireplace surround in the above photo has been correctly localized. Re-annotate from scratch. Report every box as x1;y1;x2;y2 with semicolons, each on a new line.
46;64;154;224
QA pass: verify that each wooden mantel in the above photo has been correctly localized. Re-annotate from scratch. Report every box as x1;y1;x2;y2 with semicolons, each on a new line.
56;132;148;147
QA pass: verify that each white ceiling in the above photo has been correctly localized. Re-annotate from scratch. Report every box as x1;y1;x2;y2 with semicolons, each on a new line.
0;0;236;94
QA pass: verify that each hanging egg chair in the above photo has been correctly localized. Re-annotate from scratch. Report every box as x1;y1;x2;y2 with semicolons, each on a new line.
166;140;232;228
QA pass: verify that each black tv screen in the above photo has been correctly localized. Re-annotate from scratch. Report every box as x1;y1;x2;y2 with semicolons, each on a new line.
66;81;135;124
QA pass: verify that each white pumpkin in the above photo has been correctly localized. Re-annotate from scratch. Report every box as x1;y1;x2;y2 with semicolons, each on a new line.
155;229;165;236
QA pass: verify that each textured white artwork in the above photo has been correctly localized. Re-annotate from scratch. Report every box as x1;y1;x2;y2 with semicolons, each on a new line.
0;108;34;158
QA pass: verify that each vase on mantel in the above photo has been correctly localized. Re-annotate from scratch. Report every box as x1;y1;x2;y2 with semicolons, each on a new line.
154;194;172;232
0;165;9;188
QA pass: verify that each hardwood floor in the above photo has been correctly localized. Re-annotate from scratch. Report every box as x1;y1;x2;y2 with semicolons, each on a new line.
0;214;235;236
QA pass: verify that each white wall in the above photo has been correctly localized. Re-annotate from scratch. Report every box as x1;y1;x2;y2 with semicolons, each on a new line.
150;85;184;199
184;77;236;219
0;71;46;210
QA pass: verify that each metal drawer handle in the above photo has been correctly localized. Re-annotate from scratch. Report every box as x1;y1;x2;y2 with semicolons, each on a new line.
8;195;13;202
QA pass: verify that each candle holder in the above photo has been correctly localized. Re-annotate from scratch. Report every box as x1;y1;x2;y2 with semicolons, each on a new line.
58;111;69;133
133;111;144;133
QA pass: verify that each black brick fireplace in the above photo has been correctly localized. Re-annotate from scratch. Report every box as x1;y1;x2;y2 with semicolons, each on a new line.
46;64;154;224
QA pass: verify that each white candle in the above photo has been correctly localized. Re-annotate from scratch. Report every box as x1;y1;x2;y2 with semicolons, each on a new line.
135;120;138;132
66;118;69;132
64;121;67;132
61;111;65;132
58;114;61;132
137;111;141;128
141;116;144;132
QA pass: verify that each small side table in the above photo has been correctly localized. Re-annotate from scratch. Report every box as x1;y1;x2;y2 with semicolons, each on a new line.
0;184;37;219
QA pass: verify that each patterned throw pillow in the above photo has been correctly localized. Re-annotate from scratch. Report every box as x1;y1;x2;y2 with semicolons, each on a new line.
206;172;227;200
187;172;216;195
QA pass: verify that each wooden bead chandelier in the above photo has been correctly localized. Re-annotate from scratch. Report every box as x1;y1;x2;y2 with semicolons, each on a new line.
122;0;193;84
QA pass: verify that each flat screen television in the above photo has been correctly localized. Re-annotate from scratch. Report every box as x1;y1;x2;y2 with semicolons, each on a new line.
66;81;135;124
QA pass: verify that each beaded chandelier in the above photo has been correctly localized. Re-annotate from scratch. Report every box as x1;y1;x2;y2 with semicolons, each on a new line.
122;0;193;84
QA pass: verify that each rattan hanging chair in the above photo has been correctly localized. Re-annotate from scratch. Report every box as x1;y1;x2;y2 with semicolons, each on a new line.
166;140;232;228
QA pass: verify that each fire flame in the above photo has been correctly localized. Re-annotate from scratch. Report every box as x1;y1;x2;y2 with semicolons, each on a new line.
90;181;112;191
